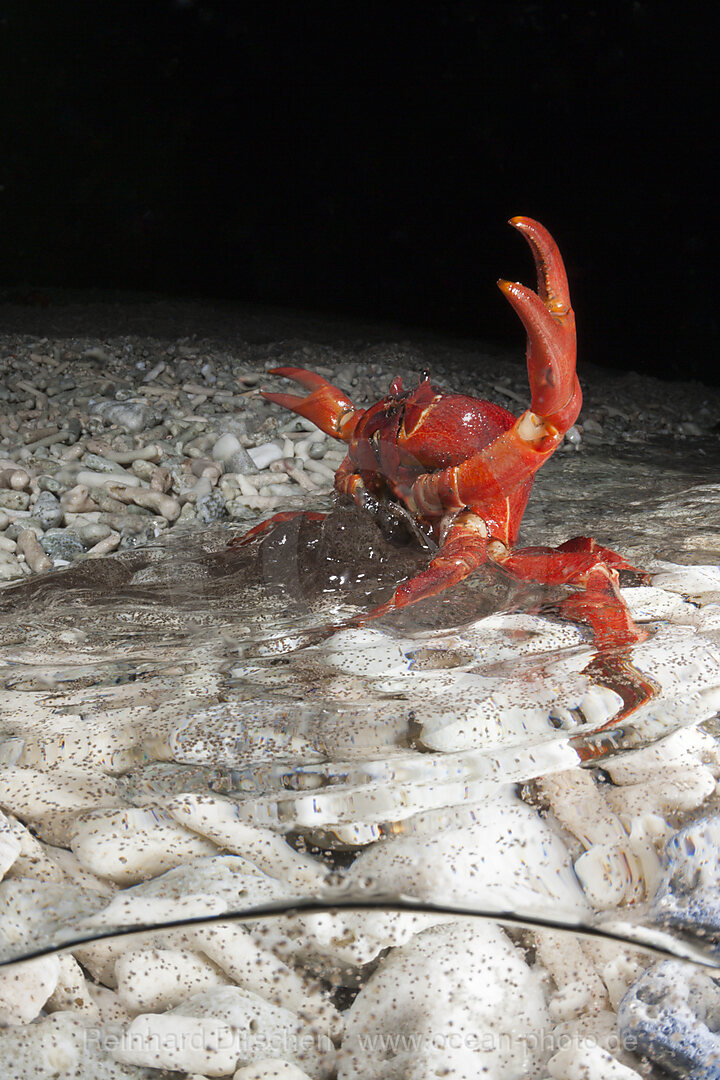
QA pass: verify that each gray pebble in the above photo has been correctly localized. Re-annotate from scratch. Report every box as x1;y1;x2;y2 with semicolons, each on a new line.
33;491;64;530
0;509;8;530
76;523;113;546
308;441;328;460
195;490;227;523
5;519;42;541
37;474;65;493
81;452;127;474
40;529;85;562
89;399;158;433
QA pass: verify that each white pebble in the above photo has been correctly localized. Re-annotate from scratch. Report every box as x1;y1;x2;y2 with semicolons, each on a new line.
247;442;284;469
70;808;219;884
548;1042;643;1079
338;922;548;1079
100;855;300;927
106;483;181;521
168;795;329;891
0;955;60;1024
74;468;141;488
213;433;242;462
234;1063;315;1079
341;792;590;920
114;985;334;1076
115;947;231;1011
0;767;124;832
0;557;24;581
44;954;99;1018
0;811;21;878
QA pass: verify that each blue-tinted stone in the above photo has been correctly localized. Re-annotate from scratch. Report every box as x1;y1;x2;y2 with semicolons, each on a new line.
618;960;720;1079
652;815;720;939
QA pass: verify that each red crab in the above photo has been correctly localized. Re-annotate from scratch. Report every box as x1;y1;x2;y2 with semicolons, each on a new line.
241;217;647;650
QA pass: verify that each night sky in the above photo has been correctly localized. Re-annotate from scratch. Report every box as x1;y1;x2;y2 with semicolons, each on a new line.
1;2;716;383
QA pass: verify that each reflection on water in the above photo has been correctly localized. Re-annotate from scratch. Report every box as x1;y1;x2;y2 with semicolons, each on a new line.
1;443;720;1077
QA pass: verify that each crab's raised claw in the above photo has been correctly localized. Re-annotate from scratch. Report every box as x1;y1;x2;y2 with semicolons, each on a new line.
353;512;488;623
498;217;581;435
262;367;364;443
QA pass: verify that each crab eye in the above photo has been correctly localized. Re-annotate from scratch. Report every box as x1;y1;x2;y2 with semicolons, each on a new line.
389;376;403;396
419;369;430;383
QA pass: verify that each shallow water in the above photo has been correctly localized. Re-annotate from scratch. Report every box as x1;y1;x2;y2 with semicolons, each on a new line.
1;437;720;1077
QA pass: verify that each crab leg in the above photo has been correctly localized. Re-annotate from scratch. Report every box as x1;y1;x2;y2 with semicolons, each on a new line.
261;367;364;442
496;539;647;649
354;512;489;622
231;510;327;546
410;218;582;545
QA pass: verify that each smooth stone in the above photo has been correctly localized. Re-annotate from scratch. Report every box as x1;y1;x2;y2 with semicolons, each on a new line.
0;489;30;510
341;791;591;921
0;811;21;877
249;911;445;979
99;855;301;927
114;985;334;1077
0;1011;160;1079
70;808;219;884
189;923;340;1034
247;442;283;469
618;960;720;1078
40;529;85;562
0;558;24;581
167;795;329;891
338;922;548;1079
36;474;65;494
0;955;60;1024
195;489;226;523
5;519;43;540
212;432;242;462
0;879;108;958
76;522;113;546
82;452;128;474
114;947;231;1011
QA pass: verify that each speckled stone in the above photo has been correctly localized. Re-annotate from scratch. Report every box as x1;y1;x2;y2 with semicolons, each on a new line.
0;490;30;511
33;491;64;530
195;490;227;523
40;529;86;562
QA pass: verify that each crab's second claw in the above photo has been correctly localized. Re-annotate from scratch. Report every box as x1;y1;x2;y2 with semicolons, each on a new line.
499;217;581;435
262;366;363;443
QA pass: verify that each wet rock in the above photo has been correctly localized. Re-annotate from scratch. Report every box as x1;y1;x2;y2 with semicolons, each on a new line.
0;955;61;1024
115;985;334;1076
618;960;720;1078
338;922;549;1079
651;815;720;936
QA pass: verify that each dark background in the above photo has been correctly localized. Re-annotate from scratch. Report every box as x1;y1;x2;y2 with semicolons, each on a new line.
1;2;717;384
